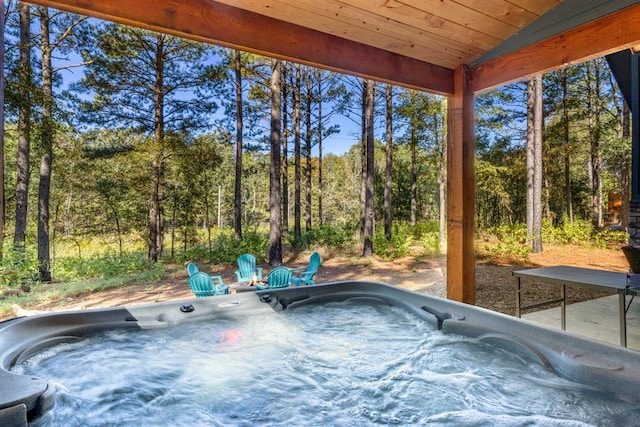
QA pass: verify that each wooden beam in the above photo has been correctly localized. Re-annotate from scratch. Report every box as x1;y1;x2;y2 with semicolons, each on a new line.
471;3;640;92
446;65;475;304
27;0;454;94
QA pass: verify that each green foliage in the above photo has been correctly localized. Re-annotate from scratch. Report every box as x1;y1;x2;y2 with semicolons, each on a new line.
309;224;354;248
372;224;414;261
593;229;628;248
479;237;532;263
289;224;354;251
411;221;439;238
541;218;593;245
489;223;528;243
421;232;440;255
181;228;269;264
478;217;629;262
53;252;163;282
0;247;40;290
478;223;531;263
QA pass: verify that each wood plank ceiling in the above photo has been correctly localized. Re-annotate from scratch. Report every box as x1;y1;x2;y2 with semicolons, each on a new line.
27;0;568;95
215;0;561;71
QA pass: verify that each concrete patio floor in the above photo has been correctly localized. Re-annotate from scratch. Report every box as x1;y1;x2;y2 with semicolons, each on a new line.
522;293;640;351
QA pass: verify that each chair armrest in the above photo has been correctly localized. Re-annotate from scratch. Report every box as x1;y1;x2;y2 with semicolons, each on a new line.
255;267;264;280
211;275;225;286
234;270;243;281
289;267;306;273
299;270;316;280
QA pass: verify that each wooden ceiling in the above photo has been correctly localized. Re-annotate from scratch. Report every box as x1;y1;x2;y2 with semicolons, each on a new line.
24;0;640;95
213;0;561;71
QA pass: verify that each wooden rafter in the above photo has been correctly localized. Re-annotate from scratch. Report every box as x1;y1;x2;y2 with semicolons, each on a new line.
471;2;640;92
24;0;454;94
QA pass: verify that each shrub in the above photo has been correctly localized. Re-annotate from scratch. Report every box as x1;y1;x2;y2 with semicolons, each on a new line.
421;232;440;255
288;224;353;251
53;251;162;282
411;221;439;239
542;218;593;244
373;224;414;261
490;223;528;243
478;238;531;263
593;228;628;248
0;247;40;290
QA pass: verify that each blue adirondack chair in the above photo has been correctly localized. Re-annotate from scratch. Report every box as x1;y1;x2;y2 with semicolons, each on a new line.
290;252;321;286
187;262;199;277
188;272;229;297
256;266;292;290
235;254;263;283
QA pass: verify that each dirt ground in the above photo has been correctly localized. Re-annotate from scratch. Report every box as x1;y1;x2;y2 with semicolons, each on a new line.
6;244;630;320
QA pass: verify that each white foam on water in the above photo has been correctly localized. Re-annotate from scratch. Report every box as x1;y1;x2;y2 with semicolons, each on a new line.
16;300;640;426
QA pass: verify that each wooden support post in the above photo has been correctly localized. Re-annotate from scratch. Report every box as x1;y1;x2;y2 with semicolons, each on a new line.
446;65;475;304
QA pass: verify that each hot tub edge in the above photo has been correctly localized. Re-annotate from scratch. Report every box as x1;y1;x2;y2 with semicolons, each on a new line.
2;280;640;424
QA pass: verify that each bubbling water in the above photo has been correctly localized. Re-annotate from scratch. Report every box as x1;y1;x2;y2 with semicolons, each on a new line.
15;300;640;426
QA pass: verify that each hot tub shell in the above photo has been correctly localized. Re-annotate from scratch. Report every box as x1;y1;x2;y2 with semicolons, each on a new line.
2;281;640;426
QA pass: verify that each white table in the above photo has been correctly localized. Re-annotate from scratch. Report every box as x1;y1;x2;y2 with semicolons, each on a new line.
513;265;636;347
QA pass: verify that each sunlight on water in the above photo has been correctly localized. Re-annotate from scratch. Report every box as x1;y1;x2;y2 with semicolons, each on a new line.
15;301;640;426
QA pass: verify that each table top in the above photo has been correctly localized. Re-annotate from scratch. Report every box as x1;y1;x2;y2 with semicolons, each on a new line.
513;265;628;291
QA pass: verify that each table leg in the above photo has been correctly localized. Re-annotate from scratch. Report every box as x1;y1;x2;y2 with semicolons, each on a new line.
560;284;566;331
619;291;627;347
516;277;522;318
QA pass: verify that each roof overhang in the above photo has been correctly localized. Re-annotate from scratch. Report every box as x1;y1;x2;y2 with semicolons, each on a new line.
23;0;640;96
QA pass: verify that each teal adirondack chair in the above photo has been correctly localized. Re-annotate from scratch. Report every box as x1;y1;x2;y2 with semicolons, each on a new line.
187;262;199;277
235;254;263;283
188;272;229;297
290;252;321;286
256;266;292;290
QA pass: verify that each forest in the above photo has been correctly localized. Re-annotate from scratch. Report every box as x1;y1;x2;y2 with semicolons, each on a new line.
0;3;631;294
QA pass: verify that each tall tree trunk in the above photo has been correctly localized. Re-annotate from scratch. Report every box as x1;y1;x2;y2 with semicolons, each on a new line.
281;63;289;232
362;80;375;256
293;64;302;240
304;73;312;231
268;60;283;266
360;81;367;237
37;6;53;281
526;81;534;243
0;2;6;261
234;50;243;240
622;100;631;231
438;158;447;254
14;2;31;250
384;84;393;239
526;77;543;253
170;195;176;259
586;60;603;228
317;71;324;225
533;76;544;253
410;122;417;226
561;68;573;223
435;108;447;254
148;35;165;261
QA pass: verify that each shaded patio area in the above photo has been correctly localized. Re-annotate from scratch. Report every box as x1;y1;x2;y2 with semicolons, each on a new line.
524;294;640;350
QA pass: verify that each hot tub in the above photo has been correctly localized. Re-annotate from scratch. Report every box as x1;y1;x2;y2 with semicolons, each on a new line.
2;281;640;426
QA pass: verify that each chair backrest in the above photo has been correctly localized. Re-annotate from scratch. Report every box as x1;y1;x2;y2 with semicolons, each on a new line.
267;266;292;288
188;272;217;297
307;252;321;272
237;254;257;279
187;262;199;277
